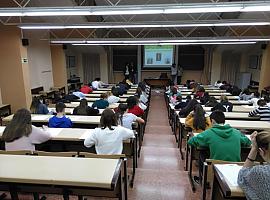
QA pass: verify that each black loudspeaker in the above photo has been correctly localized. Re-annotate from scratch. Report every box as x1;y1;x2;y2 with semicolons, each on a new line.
21;38;29;46
261;44;267;50
63;44;67;50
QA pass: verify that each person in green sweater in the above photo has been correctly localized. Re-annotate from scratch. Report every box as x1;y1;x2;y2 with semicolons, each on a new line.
92;93;109;109
188;110;251;183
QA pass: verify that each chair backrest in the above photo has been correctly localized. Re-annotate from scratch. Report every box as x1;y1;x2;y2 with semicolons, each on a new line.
33;151;78;157
0;150;33;155
78;152;126;159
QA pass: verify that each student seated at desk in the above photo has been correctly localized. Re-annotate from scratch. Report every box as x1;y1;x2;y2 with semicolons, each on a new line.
127;96;144;116
174;96;188;109
185;104;211;133
248;91;260;106
248;99;270;121
116;103;144;130
73;99;99;116
239;88;254;101
178;99;199;118
136;87;148;104
211;95;233;112
205;96;218;107
84;108;135;154
30;96;49;114
2;108;51;151
72;89;86;99
48;102;72;128
80;83;93;94
92;93;109;109
188;110;251;182
194;86;205;99
91;77;104;90
264;96;270;107
238;131;270;200
106;91;120;104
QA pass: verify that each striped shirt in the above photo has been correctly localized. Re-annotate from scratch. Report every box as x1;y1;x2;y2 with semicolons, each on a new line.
249;106;270;121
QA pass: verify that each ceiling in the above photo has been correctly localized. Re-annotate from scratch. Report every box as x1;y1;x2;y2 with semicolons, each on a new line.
0;0;270;41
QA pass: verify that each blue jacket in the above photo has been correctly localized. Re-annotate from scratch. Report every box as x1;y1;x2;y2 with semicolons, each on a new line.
48;115;72;128
37;104;49;114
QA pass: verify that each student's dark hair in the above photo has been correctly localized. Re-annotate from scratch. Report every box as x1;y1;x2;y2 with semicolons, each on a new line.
136;87;142;96
264;96;270;103
138;82;146;92
180;99;198;117
257;99;266;106
176;95;182;101
95;78;101;81
197;86;205;92
242;88;251;95
111;87;120;97
171;87;178;95
2;108;32;142
222;81;227;84
210;110;225;124
127;96;139;109
193;104;207;130
254;91;260;98
100;108;118;130
116;103;128;126
30;96;42;114
56;102;66;113
100;93;108;99
186;95;192;101
217;80;221;84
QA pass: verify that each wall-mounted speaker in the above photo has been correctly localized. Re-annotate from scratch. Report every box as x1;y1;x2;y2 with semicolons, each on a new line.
261;44;267;50
21;38;29;46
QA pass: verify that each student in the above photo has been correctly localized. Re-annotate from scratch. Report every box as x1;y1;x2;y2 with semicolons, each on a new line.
185;104;212;133
205;96;218;107
136;87;148;104
194;86;205;99
188;110;251;182
174;96;187;109
188;110;251;161
238;131;270;200
30;96;49;114
116;103;144;130
211;95;233;112
248;99;270;121
214;80;223;88
48;102;72;128
106;91;120;104
2;108;51;151
72;89;86;99
264;96;270;107
178;99;199;118
92;93;109;109
80;83;93;94
248;91;260;106
91;78;104;90
239;88;253;101
199;92;209;105
84;108;135;154
73;98;99;116
127;96;144;116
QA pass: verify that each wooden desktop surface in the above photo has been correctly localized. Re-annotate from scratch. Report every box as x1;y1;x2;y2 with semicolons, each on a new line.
0;154;120;189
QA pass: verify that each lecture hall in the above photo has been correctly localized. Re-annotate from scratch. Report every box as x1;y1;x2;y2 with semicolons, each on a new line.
0;0;270;200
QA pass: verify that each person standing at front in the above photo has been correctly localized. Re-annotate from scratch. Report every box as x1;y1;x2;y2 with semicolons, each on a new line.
171;63;177;85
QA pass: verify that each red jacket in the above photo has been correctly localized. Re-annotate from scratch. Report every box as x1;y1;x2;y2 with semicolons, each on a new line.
128;105;144;116
80;85;93;94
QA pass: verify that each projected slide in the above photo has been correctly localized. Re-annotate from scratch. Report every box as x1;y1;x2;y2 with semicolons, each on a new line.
144;45;173;67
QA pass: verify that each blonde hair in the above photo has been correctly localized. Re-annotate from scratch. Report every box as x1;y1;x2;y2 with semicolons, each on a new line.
220;95;228;102
257;131;270;161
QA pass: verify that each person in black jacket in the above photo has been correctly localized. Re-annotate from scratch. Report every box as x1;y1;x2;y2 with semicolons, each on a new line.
211;95;233;112
178;99;199;117
73;99;99;116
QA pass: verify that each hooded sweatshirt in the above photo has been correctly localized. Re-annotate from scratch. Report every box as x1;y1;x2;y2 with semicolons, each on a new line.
188;124;251;161
48;115;72;128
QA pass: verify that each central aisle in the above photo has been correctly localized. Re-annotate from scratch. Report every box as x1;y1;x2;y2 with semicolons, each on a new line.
129;90;200;200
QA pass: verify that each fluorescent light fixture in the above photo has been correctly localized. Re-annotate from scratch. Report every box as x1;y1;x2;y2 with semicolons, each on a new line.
51;38;270;44
72;42;256;46
19;20;270;30
2;1;270;17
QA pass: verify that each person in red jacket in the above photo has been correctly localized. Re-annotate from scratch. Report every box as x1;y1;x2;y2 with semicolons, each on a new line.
127;96;144;116
80;83;93;94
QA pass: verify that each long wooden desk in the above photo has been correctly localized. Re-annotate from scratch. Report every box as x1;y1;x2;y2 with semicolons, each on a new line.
0;154;126;200
77;97;127;103
203;105;254;113
48;107;104;115
85;93;133;98
181;95;239;100
64;102;119;109
181;92;232;96
211;164;245;200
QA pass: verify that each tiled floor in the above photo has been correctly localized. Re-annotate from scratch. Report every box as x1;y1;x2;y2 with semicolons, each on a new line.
2;90;201;200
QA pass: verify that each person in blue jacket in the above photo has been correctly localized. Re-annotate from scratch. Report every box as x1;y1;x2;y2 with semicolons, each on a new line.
30;96;49;114
48;102;72;128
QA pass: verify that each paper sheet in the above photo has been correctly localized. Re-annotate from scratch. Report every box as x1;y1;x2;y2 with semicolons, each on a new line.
47;128;63;137
32;115;50;121
215;164;242;187
0;126;5;133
